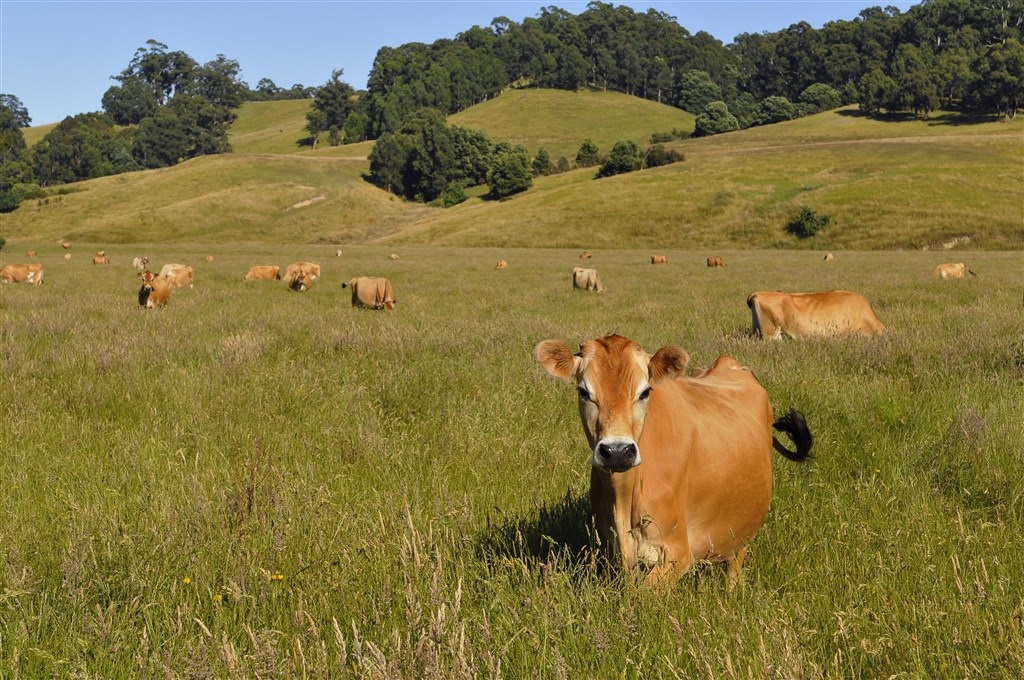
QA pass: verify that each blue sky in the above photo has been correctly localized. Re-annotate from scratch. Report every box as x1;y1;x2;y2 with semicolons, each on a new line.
2;1;916;126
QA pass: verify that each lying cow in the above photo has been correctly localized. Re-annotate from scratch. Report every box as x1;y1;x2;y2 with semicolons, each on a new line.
495;260;509;270
932;262;975;279
244;265;281;281
342;276;396;310
579;251;593;260
132;256;150;270
535;334;812;585
159;263;194;289
137;270;170;308
651;255;668;265
92;254;110;265
747;290;885;339
289;269;313;292
707;255;725;267
0;263;44;285
573;267;604;292
283;261;321;287
823;252;835;262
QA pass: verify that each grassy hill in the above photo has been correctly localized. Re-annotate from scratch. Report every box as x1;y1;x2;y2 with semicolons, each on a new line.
6;90;1022;250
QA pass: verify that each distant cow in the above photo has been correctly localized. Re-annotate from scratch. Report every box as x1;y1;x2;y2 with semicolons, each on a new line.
342;276;396;310
159;263;194;289
92;254;110;265
495;260;509;270
204;255;215;263
535;334;812;585
289;269;313;292
389;253;400;261
244;265;281;281
707;256;725;267
0;263;44;285
283;262;321;287
60;241;71;250
579;251;593;260
336;249;343;257
747;290;885;340
64;253;72;261
932;262;975;279
651;255;669;265
137;270;170;309
573;267;604;292
27;250;37;258
132;256;150;270
823;252;835;262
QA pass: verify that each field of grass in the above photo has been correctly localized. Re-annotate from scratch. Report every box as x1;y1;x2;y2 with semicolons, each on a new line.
10;91;1021;252
1;245;1021;676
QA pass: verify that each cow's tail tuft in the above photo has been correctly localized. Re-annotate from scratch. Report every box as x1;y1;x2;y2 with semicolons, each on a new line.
772;409;813;462
968;268;978;277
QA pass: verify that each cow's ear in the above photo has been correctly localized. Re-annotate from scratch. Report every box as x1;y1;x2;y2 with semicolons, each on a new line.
535;340;579;381
649;346;689;384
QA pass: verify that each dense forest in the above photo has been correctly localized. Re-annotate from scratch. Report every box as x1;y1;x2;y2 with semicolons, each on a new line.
1;0;1021;210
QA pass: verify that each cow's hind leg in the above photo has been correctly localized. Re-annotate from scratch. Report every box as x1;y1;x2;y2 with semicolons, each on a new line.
725;546;747;590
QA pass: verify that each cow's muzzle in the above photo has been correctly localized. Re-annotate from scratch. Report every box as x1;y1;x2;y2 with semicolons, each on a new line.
593;437;641;471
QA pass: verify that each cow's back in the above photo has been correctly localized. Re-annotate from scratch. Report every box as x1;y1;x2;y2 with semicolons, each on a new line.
750;290;884;338
640;358;774;562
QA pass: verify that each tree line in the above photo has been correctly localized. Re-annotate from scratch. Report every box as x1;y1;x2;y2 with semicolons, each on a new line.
2;0;1021;211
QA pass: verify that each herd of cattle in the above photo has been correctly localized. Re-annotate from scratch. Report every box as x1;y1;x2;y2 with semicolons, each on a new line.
0;243;985;587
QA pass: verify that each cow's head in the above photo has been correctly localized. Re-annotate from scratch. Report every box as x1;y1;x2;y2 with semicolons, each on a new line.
290;270;311;292
535;334;688;472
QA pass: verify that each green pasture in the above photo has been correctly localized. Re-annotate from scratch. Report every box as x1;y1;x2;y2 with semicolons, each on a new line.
1;246;1021;677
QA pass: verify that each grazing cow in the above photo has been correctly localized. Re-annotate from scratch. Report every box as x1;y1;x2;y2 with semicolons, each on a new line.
580;251;593;260
204;255;214;263
932;262;975;279
0;263;44;285
707;256;726;267
244;265;281;281
747;290;886;339
132;256;150;270
289;269;313;292
159;263;194;289
283;262;321;286
336;249;343;257
495;260;509;270
64;253;72;261
27;250;37;258
342;276;396;310
823;252;835;262
389;253;401;261
61;241;71;250
573;267;604;292
535;334;812;585
137;270;170;308
92;254;110;265
651;255;669;264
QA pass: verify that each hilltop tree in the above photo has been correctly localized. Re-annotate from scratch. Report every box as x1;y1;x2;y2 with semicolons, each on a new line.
0;94;30;127
306;69;358;148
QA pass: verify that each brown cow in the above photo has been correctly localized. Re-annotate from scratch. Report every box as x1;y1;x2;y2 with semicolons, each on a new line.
289;269;313;292
244;265;281;281
706;256;725;267
495;260;509;270
92;254;110;265
651;255;669;265
60;241;71;249
159;264;194;289
580;251;593;260
389;253;401;261
64;253;72;261
27;250;37;258
283;262;321;286
342;276;396;310
204;255;214;263
932;262;975;279
573;267;604;292
0;263;44;285
747;290;886;339
535;334;812;585
823;252;835;262
137;270;170;308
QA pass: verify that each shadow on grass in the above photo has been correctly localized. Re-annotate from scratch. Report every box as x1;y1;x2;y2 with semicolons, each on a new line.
476;488;596;571
834;108;1001;126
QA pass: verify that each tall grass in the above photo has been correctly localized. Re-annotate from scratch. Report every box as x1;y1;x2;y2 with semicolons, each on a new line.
1;246;1021;676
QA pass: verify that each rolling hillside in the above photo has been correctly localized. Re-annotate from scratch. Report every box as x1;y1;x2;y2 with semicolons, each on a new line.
5;89;1022;250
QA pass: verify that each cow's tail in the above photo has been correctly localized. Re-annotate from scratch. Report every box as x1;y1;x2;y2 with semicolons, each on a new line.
772;409;813;462
967;268;978;277
746;293;763;337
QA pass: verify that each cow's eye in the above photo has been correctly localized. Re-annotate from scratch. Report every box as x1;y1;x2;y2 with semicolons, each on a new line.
577;386;592;402
638;386;651;401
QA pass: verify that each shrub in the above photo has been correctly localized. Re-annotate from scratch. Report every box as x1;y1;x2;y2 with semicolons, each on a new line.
644;144;684;168
693;101;739;137
597;140;642;177
787;205;831;238
442;183;467;207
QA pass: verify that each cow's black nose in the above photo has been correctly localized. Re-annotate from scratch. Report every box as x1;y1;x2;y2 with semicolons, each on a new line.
596;441;639;470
